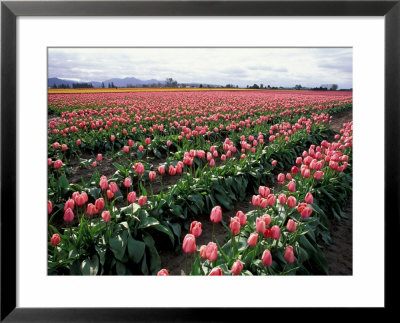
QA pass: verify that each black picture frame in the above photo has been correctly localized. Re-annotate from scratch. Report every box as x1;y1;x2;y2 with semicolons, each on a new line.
1;0;399;321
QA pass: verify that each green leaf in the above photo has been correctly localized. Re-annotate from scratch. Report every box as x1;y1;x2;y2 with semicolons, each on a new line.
88;188;101;200
81;255;99;275
95;245;106;266
153;224;174;244
116;261;127;275
139;216;159;229
109;231;128;261
127;236;146;263
142;233;161;275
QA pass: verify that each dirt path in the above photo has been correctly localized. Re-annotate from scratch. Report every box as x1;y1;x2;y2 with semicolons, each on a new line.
322;108;353;275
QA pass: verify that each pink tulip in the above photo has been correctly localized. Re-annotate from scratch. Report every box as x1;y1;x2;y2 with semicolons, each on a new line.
100;176;108;190
277;173;285;183
145;137;151;145
258;186;270;198
229;217;241;235
182;234;197;254
190;221;202;238
138;195;147;206
247;233;258;246
157;269;169;276
305;192;314;204
287;181;296;192
231;260;244;275
256;217;266;233
63;208;74;222
278;193;287;205
286;219;297;232
95;198;105;211
48;200;53;214
284;246;295;263
101;211;111;223
64;199;75;211
158;165;166;175
236;210;247;226
127;191;137;204
123;177;132;188
123;146;129;153
271;160;278;166
270;225;281;240
209;268;223;276
86;203;98;216
50;234;61;246
97;154;103;161
261;249;272;266
291;166;299;174
106;190;114;199
134;162;145;174
54;159;63;169
300;207;313;219
266;194;276;206
149;171;156;181
314;171;324;180
200;245;208;259
109;182;118;194
206;242;218;261
210;206;222;223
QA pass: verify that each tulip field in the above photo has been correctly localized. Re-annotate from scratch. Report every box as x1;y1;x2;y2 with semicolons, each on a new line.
48;89;353;275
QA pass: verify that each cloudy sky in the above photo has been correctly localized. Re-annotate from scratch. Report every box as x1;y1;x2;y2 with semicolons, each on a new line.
48;48;352;89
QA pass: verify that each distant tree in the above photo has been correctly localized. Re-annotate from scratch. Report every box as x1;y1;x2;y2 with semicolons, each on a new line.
260;84;264;89
331;84;338;91
101;82;105;88
295;84;302;90
199;84;203;88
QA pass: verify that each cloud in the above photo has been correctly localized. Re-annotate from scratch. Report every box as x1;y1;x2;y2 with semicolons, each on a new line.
48;47;352;88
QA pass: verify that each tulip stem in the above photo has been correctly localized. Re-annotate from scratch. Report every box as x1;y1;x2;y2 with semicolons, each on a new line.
185;253;188;276
212;223;215;242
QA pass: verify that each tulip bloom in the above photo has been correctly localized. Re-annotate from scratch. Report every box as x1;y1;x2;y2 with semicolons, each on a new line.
300;207;313;219
277;173;285;183
100;176;108;190
266;194;276;206
256;217;266;233
134;162;145;174
86;203;98;216
314;171;324;180
247;233;258;246
231;260;244;275
64;199;75;211
106;190;114;199
190;221;202;237
284;246;295;263
209;268;223;276
48;200;53;214
305;192;314;205
288;181;296;192
157;269;169;276
95;198;105;211
138;195;147;206
291;166;299;174
158;165;166;175
53;159;63;169
286;219;297;232
97;154;103;161
271;160;278;166
278;193;287;205
210;206;222;223
182;234;197;254
270;225;281;240
127;191;137;204
63;208;74;222
50;233;61;246
101;211;111;223
168;165;176;176
123;177;132;188
236;210;247;226
206;242;218;261
258;186;270;198
199;245;208;259
261;249;272;266
149;171;156;181
229;217;241;235
109;182;118;194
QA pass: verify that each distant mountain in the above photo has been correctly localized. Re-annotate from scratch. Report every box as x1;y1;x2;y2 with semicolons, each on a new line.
48;77;168;88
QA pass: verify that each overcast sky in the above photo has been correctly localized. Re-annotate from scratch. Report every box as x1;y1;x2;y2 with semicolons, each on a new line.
48;48;352;89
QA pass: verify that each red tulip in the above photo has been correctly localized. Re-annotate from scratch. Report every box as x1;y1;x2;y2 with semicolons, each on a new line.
287;181;296;192
134;162;145;174
270;225;281;240
149;171;156;181
64;199;75;211
123;177;132;188
305;192;314;204
100;176;108;190
278;193;287;205
95;198;105;211
109;182;118;194
236;210;247;226
158;165;166;175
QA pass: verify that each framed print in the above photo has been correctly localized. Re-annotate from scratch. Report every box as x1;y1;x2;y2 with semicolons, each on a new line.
1;0;399;321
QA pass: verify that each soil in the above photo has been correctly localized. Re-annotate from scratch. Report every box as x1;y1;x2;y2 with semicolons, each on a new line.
159;108;354;275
